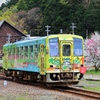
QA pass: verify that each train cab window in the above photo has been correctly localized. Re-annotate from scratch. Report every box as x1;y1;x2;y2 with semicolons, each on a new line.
49;38;59;56
74;38;83;56
63;45;70;56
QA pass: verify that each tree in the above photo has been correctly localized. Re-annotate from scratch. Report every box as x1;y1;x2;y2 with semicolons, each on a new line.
6;0;19;8
0;3;6;10
84;32;100;71
0;0;100;37
0;8;14;24
25;8;43;36
83;0;100;37
17;0;27;11
24;0;41;10
14;10;27;32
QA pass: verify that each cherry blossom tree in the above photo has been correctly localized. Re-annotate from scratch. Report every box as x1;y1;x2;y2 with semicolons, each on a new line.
84;32;100;71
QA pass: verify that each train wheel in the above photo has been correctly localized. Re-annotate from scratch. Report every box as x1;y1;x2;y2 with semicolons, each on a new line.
12;76;17;81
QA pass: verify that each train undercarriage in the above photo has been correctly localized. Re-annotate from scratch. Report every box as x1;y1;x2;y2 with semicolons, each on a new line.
3;69;83;86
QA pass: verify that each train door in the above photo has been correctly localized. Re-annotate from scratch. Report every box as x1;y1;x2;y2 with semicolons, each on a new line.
60;41;73;71
40;44;45;75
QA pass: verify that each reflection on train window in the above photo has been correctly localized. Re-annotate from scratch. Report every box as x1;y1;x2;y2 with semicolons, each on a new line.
63;45;70;56
29;45;33;58
74;38;83;56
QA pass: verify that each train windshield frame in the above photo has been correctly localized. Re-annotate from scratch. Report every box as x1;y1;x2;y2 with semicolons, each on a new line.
49;38;59;57
74;38;83;56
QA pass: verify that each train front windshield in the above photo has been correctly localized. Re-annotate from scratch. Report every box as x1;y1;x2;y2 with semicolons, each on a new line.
74;38;83;56
49;38;59;56
49;38;71;57
49;37;83;57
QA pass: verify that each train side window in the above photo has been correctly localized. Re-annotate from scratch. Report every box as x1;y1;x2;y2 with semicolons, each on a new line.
8;48;11;58
63;45;70;56
16;47;19;59
34;44;38;51
19;47;21;58
23;47;25;58
29;45;33;58
11;47;15;59
25;46;28;58
20;47;24;58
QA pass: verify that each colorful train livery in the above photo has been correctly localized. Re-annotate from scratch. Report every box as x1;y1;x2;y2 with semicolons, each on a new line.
3;34;85;86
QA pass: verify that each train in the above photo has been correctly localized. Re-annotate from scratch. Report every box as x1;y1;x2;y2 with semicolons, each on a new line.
2;34;86;86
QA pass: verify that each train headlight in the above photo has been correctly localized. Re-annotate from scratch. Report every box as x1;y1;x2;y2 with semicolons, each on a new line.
53;74;56;78
53;65;56;68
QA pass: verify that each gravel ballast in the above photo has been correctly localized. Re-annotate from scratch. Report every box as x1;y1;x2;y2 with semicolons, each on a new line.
0;77;87;100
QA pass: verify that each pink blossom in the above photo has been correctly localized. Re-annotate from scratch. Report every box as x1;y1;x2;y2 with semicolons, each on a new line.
84;33;100;64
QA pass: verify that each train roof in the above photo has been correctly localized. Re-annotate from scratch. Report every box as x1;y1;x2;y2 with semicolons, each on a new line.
3;34;83;47
4;36;46;46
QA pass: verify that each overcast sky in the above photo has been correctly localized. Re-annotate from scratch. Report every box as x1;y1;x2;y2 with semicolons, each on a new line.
0;0;6;6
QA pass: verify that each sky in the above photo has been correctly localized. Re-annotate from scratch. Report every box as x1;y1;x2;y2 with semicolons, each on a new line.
0;0;6;6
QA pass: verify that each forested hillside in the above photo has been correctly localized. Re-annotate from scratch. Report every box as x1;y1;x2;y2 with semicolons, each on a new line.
0;0;100;38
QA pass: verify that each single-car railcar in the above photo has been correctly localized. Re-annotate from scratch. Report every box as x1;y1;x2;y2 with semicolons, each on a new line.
3;34;86;86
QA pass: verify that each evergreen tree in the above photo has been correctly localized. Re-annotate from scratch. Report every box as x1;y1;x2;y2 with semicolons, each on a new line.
17;0;27;11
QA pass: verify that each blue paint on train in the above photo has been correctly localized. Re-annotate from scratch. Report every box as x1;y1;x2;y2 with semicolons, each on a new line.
9;64;40;72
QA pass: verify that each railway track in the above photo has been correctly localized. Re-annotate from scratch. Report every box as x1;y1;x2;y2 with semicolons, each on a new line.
54;86;100;100
0;73;100;100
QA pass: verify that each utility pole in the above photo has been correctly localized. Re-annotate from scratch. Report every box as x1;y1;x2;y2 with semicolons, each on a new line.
60;29;63;33
45;25;51;36
70;23;76;34
86;29;88;39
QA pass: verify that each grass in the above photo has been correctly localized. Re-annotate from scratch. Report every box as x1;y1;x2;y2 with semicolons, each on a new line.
81;68;100;92
80;79;100;92
17;98;32;100
84;86;100;92
85;80;100;84
86;68;100;75
0;97;32;100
